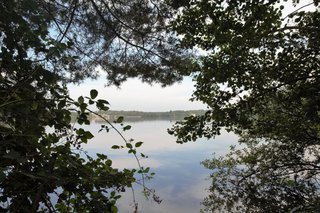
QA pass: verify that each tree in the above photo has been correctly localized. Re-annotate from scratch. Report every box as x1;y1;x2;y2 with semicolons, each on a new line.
0;0;181;211
170;0;320;212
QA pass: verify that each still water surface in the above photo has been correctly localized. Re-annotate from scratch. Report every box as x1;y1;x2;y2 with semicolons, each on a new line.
83;120;238;213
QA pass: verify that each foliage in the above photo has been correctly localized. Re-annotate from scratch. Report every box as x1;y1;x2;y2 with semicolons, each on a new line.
1;0;192;86
0;0;178;211
1;80;135;211
170;0;320;211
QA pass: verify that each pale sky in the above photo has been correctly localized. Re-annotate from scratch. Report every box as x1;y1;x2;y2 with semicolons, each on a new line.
68;77;206;112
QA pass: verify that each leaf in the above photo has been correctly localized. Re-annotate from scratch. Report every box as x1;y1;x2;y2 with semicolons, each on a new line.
78;96;84;104
111;205;118;213
116;116;124;123
123;125;131;131
111;145;120;149
96;153;107;160
135;141;143;147
90;89;98;99
144;167;150;173
96;99;110;111
126;143;133;149
97;99;109;105
128;149;136;154
84;131;94;140
58;100;66;109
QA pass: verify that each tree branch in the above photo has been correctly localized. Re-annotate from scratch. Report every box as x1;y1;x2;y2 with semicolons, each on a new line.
282;1;316;20
89;0;169;63
58;0;78;43
270;26;320;33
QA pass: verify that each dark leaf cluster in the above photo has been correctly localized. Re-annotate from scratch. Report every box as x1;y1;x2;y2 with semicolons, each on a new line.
1;0;173;211
170;0;320;211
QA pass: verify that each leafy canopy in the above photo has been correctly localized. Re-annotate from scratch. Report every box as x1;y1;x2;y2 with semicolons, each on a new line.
0;0;181;211
170;0;320;212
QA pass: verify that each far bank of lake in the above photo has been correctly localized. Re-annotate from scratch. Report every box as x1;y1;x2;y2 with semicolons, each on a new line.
72;110;206;122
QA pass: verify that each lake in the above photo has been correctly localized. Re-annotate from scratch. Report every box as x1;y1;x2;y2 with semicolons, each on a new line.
83;120;238;213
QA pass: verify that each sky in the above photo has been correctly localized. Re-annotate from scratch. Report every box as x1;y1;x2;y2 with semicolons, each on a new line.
68;77;206;112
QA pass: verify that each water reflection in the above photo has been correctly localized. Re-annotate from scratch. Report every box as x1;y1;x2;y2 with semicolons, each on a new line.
83;120;238;213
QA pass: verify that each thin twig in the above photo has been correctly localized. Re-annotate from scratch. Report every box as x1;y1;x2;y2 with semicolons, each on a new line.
86;109;146;189
57;0;78;43
282;1;316;20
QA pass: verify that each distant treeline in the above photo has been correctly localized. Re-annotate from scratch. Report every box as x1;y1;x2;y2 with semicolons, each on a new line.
89;110;206;122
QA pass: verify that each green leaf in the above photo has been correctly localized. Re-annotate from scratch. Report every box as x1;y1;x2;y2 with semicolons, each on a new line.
96;153;107;160
126;143;133;149
144;167;150;173
128;149;137;154
90;89;98;99
111;205;118;213
58;100;66;109
97;99;109;105
135;141;143;147
123;125;131;131
111;145;120;149
84;131;94;140
78;96;84;104
96;99;110;111
116;116;124;123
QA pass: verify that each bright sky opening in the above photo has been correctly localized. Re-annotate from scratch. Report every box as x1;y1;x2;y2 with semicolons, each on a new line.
68;77;206;112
